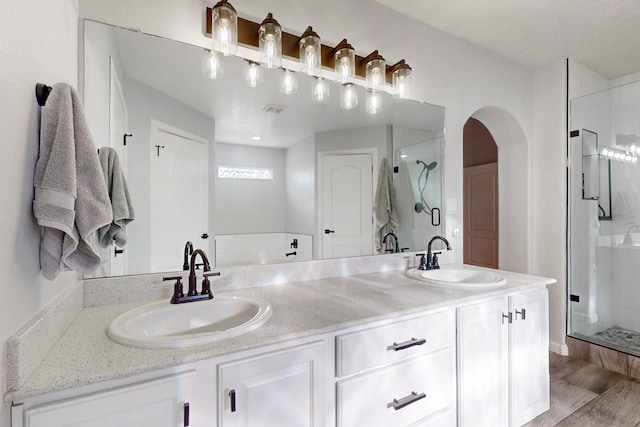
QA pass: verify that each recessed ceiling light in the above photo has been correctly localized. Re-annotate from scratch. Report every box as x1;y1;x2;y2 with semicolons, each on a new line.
251;135;262;141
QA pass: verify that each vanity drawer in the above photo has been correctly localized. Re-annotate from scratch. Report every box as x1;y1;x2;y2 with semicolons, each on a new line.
336;346;456;427
336;309;454;377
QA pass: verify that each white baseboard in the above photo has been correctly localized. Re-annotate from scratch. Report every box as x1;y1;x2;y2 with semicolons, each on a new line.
549;340;569;356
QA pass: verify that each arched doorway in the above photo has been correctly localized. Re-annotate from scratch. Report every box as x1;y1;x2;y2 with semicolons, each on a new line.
463;118;499;268
463;107;529;273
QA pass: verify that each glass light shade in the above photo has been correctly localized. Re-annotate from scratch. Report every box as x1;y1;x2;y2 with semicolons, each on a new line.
340;83;358;110
299;26;321;76
246;62;262;88
365;54;386;91
334;40;355;84
202;50;223;79
312;77;330;103
280;69;298;94
259;13;282;69
365;90;382;115
211;0;238;56
392;62;412;99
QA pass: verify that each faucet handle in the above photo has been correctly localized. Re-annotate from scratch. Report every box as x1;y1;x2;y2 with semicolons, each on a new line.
164;276;185;303
201;272;220;299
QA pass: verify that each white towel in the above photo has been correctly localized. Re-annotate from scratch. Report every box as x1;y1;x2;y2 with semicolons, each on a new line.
33;83;113;280
97;147;135;248
375;158;398;251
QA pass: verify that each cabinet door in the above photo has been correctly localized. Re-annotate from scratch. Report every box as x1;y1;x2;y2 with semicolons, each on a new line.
510;289;549;426
25;371;195;427
218;341;326;427
457;297;509;427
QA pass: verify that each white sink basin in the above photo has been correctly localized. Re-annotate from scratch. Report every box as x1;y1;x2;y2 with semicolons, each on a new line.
406;266;506;289
107;295;272;349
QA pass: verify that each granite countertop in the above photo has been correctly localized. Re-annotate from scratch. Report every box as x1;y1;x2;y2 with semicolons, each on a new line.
6;266;554;401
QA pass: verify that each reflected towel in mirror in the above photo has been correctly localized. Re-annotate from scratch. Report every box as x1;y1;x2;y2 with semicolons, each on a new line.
97;147;135;248
375;158;398;251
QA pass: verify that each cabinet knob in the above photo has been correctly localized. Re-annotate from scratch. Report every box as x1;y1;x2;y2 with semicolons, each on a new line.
516;308;526;320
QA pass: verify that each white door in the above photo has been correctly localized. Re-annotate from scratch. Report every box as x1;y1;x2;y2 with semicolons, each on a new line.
107;58;128;276
509;289;550;426
457;297;509;427
219;342;326;427
150;121;208;272
320;154;374;259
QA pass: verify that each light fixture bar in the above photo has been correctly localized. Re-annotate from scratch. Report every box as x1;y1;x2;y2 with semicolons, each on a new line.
205;7;402;83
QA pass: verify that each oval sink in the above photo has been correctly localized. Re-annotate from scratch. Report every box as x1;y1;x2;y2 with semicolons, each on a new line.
108;295;272;349
406;266;506;289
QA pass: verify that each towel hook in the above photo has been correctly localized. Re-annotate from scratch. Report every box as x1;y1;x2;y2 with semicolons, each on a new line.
35;83;52;106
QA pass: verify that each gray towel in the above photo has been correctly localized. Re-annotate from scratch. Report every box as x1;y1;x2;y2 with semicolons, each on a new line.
375;158;398;251
97;147;135;248
33;83;113;280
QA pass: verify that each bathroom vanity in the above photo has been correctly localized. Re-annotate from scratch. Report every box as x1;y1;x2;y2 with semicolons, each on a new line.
6;264;553;426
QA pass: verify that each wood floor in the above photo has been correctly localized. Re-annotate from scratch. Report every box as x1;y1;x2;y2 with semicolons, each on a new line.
524;352;640;426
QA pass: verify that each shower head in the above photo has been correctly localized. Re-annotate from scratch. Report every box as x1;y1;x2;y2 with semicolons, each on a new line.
416;160;437;170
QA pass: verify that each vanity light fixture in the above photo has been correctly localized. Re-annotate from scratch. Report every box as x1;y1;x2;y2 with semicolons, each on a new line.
391;60;412;99
299;26;321;76
258;13;282;68
600;146;639;164
246;61;262;88
340;83;358;110
363;50;386;91
202;49;223;79
280;69;298;94
365;89;382;114
333;39;355;84
211;0;238;56
312;77;330;103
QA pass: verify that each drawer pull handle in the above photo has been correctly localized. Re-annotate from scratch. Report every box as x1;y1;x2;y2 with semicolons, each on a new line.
389;337;426;351
391;391;426;410
516;308;526;320
229;389;236;413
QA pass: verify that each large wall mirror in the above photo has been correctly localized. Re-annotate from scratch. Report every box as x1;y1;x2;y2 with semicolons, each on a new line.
83;20;445;278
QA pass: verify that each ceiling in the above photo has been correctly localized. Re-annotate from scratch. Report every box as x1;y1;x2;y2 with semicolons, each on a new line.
375;0;640;79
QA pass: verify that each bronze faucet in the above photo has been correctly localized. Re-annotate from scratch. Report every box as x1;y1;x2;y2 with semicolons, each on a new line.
164;248;219;304
421;235;452;270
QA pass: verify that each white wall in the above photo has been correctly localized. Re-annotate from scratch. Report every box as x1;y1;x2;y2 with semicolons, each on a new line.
214;143;286;234
285;135;316;236
0;0;79;424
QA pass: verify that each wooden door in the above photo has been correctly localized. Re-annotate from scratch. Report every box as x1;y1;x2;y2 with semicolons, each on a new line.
320;154;374;259
463;162;499;268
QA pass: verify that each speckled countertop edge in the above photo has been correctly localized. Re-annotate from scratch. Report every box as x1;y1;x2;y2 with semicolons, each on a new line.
5;266;555;401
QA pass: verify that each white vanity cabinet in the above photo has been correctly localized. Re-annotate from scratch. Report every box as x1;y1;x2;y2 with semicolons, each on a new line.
217;340;327;427
335;309;457;427
19;371;195;427
457;288;549;427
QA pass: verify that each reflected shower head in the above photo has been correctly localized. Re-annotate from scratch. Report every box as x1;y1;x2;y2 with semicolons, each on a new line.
416;160;437;170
